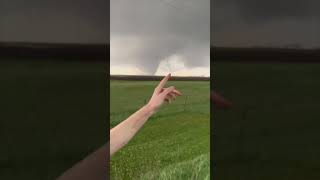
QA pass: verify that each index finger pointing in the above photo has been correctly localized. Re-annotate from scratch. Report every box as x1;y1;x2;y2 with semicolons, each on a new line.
156;73;171;92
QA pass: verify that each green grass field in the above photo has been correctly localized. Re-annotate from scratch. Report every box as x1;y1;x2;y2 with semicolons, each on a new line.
110;80;210;180
0;61;106;179
213;62;320;180
6;60;319;179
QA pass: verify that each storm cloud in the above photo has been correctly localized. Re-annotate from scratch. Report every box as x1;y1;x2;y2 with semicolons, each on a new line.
111;0;210;75
0;0;108;43
212;0;320;48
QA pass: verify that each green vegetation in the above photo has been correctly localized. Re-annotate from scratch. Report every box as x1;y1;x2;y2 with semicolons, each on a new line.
213;62;320;180
110;80;210;179
0;61;106;179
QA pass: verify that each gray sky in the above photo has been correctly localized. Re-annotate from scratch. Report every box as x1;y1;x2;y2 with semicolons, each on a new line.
1;0;319;48
2;0;317;74
0;0;108;43
111;0;210;76
212;0;320;48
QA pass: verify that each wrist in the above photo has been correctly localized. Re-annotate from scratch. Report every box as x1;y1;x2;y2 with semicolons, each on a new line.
143;103;156;116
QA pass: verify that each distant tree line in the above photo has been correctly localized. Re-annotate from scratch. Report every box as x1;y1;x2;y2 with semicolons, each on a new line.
211;46;320;63
1;42;320;63
0;42;108;61
110;75;210;81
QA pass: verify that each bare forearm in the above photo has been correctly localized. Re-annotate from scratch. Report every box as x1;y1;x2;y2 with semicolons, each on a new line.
110;104;155;156
57;144;108;180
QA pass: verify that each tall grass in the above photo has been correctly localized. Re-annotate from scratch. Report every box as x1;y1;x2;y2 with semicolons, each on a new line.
141;153;210;180
110;80;210;179
213;62;320;180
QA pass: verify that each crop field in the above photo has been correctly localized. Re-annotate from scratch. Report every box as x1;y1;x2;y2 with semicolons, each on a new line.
213;62;320;180
110;80;210;180
0;60;106;179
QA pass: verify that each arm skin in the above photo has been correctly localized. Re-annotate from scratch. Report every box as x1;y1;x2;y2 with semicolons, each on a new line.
57;74;181;180
110;104;155;156
110;73;182;156
56;144;109;180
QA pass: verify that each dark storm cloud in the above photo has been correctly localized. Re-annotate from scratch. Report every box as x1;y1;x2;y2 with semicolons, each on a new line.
212;0;320;48
0;0;108;43
225;0;319;22
111;0;210;74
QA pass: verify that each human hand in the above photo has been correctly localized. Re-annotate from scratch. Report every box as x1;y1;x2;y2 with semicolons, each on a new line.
211;91;233;109
147;74;182;113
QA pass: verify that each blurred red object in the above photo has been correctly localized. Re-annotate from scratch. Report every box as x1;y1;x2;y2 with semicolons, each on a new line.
211;91;233;109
